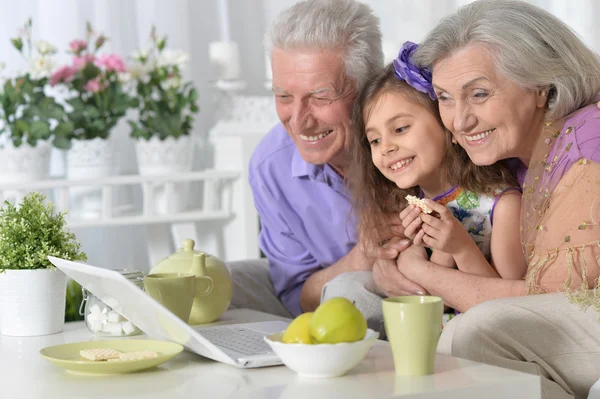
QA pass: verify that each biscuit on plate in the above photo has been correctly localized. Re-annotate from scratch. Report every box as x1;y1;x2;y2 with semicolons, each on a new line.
80;348;122;361
109;350;158;362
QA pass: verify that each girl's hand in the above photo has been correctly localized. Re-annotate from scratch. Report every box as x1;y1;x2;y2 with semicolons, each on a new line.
399;204;423;242
418;199;473;255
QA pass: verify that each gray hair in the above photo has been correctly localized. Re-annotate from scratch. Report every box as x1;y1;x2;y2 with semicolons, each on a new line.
413;0;600;121
266;0;383;94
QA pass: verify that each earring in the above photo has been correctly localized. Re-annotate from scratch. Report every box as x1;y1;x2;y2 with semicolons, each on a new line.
451;137;457;144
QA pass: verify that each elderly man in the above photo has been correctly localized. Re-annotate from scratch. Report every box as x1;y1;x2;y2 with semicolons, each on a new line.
227;0;417;330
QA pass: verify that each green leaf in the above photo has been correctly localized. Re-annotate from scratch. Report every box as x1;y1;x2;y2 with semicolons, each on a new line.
84;106;101;119
157;38;167;51
188;88;198;102
15;119;29;134
10;37;23;52
0;192;87;270
29;121;51;142
52;135;71;150
66;98;85;109
89;119;106;133
65;279;84;322
54;121;74;136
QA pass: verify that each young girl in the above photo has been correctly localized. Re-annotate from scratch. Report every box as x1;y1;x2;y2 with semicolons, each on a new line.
349;42;526;279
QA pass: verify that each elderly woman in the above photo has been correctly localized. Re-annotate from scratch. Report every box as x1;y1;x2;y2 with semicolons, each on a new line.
372;0;600;398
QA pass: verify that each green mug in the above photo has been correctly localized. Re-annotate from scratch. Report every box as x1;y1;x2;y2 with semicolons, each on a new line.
143;273;199;322
382;296;443;376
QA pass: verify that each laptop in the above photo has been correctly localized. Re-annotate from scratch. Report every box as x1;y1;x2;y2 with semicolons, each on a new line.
48;256;289;368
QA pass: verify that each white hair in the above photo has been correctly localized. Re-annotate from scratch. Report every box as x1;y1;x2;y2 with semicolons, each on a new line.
413;0;600;121
266;0;383;94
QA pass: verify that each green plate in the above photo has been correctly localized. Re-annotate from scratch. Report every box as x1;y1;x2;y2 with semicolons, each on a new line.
40;339;184;375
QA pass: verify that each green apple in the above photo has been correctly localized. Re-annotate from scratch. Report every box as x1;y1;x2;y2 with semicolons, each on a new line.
309;297;367;344
282;312;314;344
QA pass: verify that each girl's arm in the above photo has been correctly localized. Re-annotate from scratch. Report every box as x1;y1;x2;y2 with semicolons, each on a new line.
397;245;528;312
418;199;499;278
488;191;527;279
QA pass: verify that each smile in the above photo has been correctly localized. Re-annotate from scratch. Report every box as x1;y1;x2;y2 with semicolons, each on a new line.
299;130;333;142
390;157;414;171
464;128;495;142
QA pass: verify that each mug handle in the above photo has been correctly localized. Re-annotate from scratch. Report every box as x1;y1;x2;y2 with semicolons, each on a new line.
195;276;213;296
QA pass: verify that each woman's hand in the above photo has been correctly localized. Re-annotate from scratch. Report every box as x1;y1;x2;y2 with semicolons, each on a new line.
430;250;456;268
417;199;474;256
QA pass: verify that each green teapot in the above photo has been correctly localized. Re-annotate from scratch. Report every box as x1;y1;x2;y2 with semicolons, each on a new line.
149;239;233;324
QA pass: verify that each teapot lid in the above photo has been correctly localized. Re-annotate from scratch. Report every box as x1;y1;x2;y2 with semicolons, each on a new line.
169;239;200;260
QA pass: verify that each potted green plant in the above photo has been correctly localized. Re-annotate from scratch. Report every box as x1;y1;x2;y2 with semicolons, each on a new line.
49;22;136;217
0;19;72;199
128;26;199;214
0;192;87;336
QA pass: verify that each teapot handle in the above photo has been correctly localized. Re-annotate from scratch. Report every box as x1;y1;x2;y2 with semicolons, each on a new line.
196;275;213;297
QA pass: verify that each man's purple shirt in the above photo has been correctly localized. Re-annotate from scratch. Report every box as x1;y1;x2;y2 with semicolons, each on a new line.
248;123;357;316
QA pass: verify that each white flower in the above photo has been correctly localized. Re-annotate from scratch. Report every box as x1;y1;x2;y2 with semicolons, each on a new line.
118;72;132;83
160;75;182;90
132;48;150;62
0;63;6;72
151;88;161;101
36;40;57;56
128;61;153;83
157;49;189;69
29;56;55;79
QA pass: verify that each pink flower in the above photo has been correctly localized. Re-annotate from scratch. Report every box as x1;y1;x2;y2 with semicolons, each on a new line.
84;78;105;93
69;39;87;53
49;65;76;86
96;54;127;73
73;54;96;70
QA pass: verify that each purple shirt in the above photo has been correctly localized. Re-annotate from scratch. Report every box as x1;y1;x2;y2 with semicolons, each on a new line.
248;124;357;316
545;102;600;181
510;102;600;188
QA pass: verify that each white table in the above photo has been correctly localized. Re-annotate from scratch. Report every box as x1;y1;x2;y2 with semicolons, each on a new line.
1;309;540;399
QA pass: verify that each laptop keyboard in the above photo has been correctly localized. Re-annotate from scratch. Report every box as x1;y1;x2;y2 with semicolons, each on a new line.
198;326;273;356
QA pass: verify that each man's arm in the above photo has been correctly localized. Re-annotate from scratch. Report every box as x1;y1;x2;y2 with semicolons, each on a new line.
299;244;369;312
301;235;423;311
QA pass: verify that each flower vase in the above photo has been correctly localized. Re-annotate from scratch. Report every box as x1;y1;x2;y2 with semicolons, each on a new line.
134;135;194;214
0;269;67;336
66;137;119;218
0;140;52;203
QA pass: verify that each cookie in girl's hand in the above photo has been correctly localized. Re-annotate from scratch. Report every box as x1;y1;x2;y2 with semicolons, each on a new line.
405;195;433;214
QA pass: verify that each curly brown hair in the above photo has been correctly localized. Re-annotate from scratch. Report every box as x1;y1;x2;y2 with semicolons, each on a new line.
348;64;518;246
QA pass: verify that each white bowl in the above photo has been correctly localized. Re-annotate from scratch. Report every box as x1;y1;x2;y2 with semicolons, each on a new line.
264;329;379;378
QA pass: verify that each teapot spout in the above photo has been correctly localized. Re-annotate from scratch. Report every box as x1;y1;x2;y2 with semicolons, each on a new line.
191;253;208;276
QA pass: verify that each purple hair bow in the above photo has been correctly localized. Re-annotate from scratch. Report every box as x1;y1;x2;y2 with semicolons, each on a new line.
392;41;437;101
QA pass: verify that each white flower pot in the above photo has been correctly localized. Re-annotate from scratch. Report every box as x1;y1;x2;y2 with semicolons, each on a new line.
0;269;67;336
135;136;194;214
67;138;119;218
0;140;52;203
